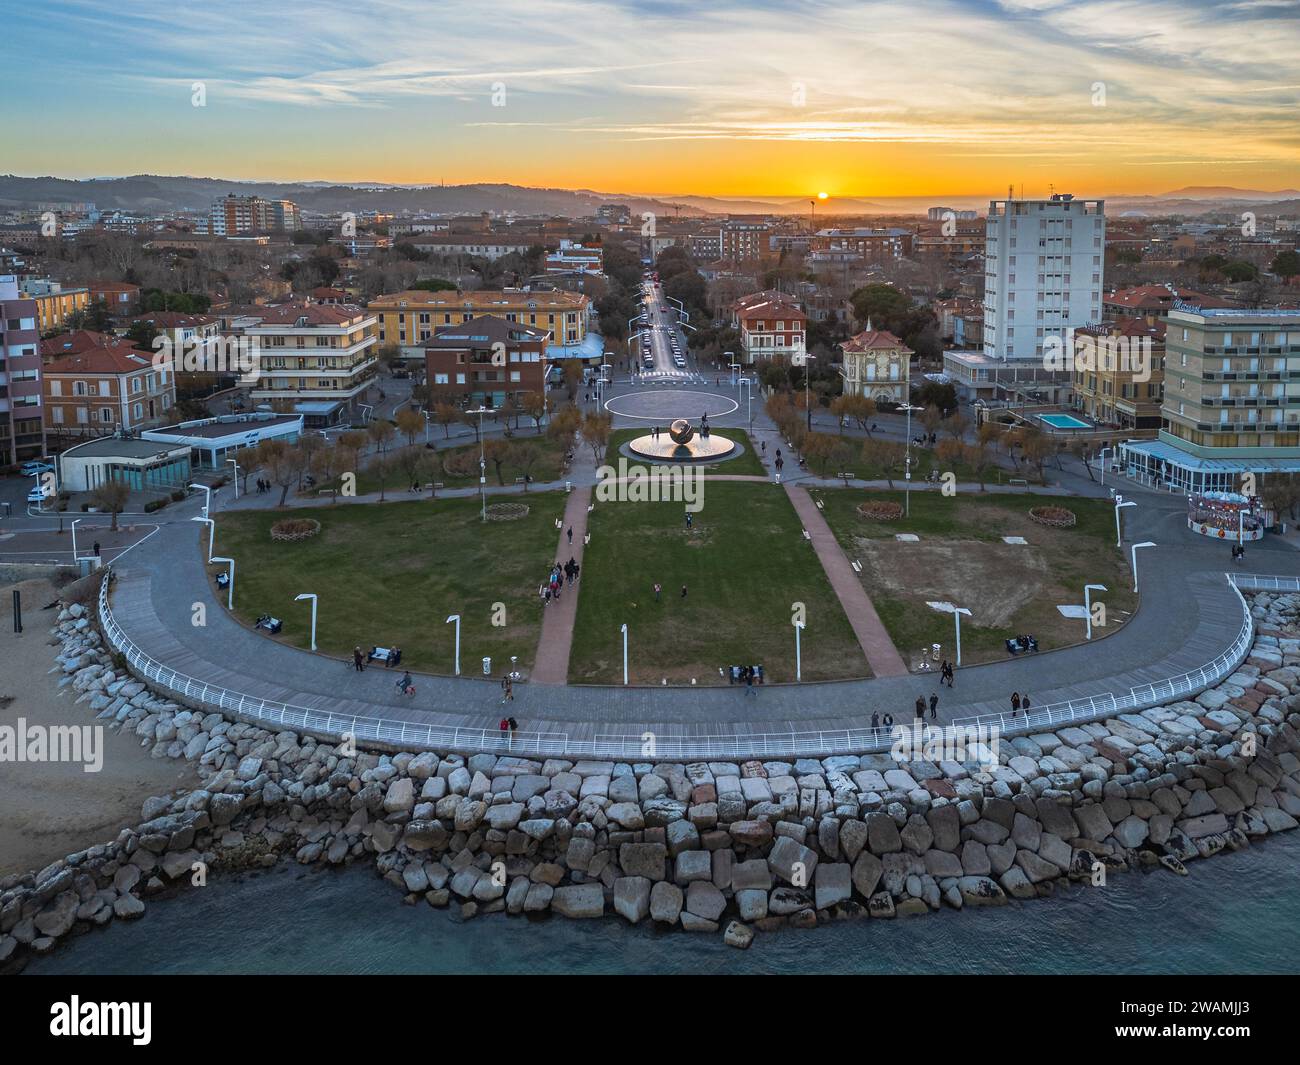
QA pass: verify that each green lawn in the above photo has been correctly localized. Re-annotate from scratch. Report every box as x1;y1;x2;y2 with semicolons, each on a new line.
335;435;569;497
816;489;1137;667
605;427;767;476
210;493;567;675
568;481;865;684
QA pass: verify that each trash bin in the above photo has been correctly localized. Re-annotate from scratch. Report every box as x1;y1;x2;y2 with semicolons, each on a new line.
483;656;491;675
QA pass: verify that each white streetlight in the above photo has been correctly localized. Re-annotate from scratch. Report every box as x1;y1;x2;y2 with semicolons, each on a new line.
729;361;741;387
466;406;491;521
446;613;461;675
899;403;924;517
1098;446;1112;487
793;619;804;682
191;515;215;562
227;459;241;499
294;593;317;650
803;354;818;431
1084;583;1107;640
953;605;972;666
71;518;80;564
1115;498;1136;547
1130;542;1155;593
738;376;752;429
621;623;629;686
190;482;211;518
211;555;234;609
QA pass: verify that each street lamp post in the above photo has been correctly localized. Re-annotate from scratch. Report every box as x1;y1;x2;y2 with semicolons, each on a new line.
190;516;215;562
724;352;735;382
803;354;817;431
1098;446;1112;487
1130;542;1156;592
621;623;629;686
1084;583;1107;640
899;404;923;517
466;406;491;521
1115;498;1136;547
190;482;211;518
793;619;804;681
294;592;317;650
227;459;241;499
211;555;234;609
446;614;461;675
953;606;972;666
71;518;80;564
738;376;752;429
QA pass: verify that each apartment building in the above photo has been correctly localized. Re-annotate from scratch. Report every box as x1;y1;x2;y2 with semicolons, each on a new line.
0;274;45;464
20;279;90;333
983;193;1105;362
1120;305;1300;493
240;304;378;415
545;240;603;275
1070;317;1165;430
87;280;142;316
424;315;549;408
729;291;807;364
208;194;301;236
839;326;912;404
43;343;175;434
370;289;592;351
398;234;535;260
809;228;912;264
720;220;771;263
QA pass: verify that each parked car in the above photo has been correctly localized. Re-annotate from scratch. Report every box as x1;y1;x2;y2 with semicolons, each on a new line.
27;485;51;504
21;461;53;477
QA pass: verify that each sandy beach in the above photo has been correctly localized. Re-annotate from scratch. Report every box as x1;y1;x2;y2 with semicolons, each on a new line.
0;576;197;879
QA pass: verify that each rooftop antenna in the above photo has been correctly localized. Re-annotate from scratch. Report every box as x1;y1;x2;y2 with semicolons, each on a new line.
1007;183;1014;202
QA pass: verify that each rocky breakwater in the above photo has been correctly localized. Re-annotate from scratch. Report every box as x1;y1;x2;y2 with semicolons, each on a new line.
3;593;1300;967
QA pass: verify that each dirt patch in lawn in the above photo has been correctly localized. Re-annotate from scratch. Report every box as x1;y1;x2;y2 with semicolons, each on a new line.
857;537;1053;628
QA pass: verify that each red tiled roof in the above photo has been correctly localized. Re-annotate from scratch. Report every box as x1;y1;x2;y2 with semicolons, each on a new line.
40;330;123;358
129;311;217;328
44;345;156;375
840;328;912;353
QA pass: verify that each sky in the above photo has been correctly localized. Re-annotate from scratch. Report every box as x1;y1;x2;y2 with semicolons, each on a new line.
2;0;1299;199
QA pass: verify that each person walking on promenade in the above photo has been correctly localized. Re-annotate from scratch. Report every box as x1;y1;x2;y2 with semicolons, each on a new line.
501;674;514;704
882;713;893;728
745;666;757;697
685;511;693;529
353;647;365;672
398;671;415;697
929;692;938;719
654;582;662;602
508;716;518;735
915;696;926;720
943;661;955;687
566;525;573;545
1022;693;1031;712
871;711;879;729
1011;691;1021;716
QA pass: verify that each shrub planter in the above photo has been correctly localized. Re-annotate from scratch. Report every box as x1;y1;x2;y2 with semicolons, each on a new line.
270;518;322;542
857;500;904;521
1029;505;1076;528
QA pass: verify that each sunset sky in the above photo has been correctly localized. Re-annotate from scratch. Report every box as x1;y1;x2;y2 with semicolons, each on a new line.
4;0;1299;199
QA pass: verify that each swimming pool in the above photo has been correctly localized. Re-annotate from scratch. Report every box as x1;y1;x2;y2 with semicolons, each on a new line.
1039;413;1092;430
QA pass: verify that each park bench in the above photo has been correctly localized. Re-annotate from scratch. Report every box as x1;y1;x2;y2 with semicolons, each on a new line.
728;664;766;685
1005;634;1039;655
1008;477;1029;487
255;615;282;634
367;646;401;665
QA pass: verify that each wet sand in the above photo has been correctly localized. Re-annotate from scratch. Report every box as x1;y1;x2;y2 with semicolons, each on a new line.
0;577;197;879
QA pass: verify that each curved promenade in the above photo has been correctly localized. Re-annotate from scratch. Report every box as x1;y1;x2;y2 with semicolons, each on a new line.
97;479;1300;759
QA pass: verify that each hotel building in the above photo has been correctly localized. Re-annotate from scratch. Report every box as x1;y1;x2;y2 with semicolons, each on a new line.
0;274;44;464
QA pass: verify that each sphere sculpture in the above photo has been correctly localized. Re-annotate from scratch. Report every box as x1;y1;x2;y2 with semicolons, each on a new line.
669;418;694;445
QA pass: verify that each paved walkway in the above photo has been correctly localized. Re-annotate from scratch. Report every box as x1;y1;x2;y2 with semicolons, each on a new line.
531;441;595;685
783;483;909;677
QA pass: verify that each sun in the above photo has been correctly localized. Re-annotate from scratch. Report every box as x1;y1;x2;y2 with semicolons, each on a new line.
818;191;829;199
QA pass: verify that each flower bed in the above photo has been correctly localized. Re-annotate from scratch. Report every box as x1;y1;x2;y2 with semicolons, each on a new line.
270;518;322;542
485;502;530;522
856;500;904;521
1028;506;1076;528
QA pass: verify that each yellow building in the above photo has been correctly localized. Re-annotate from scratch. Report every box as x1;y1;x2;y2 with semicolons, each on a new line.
1070;318;1165;431
839;325;912;404
369;289;592;350
21;281;89;333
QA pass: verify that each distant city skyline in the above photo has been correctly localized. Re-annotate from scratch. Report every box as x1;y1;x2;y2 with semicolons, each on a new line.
4;0;1299;197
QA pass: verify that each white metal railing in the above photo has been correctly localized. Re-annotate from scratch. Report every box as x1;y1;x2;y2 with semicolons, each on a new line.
96;568;1277;761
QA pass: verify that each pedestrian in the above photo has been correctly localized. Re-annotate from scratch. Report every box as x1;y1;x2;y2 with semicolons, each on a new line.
681;584;687;598
915;696;925;720
761;440;766;454
501;674;513;703
566;525;573;545
391;647;402;667
1022;693;1031;712
398;671;414;697
353;646;364;672
929;692;938;719
385;647;394;668
93;541;101;557
1011;691;1021;715
508;716;518;735
499;716;509;736
745;666;756;697
883;712;893;728
654;582;662;602
871;711;879;729
572;561;580;582
685;511;693;529
945;661;955;688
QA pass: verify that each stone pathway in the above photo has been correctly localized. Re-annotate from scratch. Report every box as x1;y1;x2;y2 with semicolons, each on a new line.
783;482;910;678
530;440;596;685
